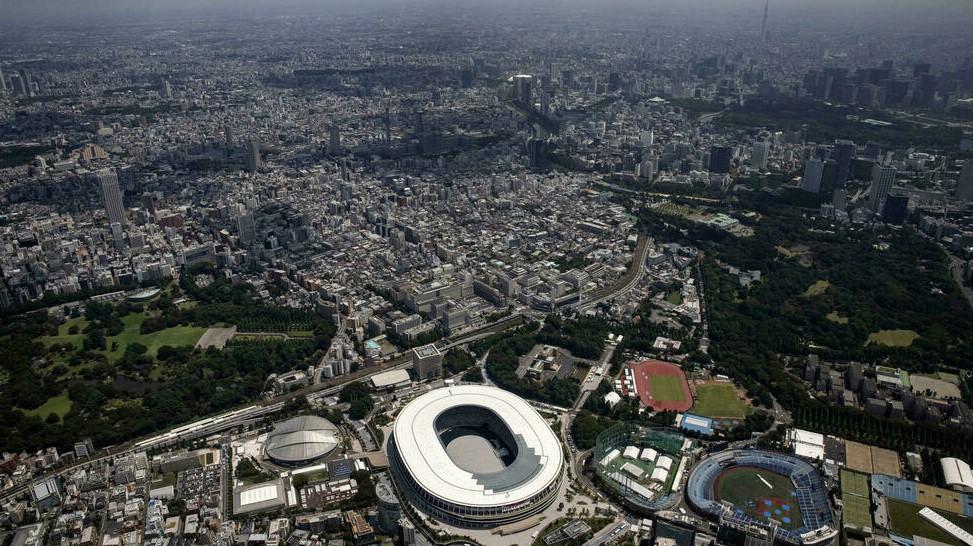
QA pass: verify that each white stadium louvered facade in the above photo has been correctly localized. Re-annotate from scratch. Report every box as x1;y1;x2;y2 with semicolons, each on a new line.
387;385;563;527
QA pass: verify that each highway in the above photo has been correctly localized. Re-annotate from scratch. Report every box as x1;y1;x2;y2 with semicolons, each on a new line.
575;233;650;312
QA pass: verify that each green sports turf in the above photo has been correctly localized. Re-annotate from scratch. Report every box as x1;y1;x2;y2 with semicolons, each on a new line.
840;470;872;531
650;375;686;401
714;466;804;531
886;499;973;546
692;383;749;418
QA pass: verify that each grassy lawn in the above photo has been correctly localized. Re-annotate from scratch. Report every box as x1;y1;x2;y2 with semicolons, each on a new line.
867;329;920;347
715;466;804;530
39;316;89;350
886;498;973;546
100;313;206;363
803;279;831;297
692;383;749;419
665;290;683;305
650;375;687;401
19;392;73;421
826;311;849;324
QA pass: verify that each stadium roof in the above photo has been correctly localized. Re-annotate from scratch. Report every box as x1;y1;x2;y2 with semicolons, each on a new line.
943;458;973;492
233;480;287;515
265;415;339;464
371;368;411;389
392;385;562;508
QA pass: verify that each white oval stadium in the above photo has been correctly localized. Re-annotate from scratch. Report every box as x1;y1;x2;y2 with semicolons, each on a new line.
387;385;564;527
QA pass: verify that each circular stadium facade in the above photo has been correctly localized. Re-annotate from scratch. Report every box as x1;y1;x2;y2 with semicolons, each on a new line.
388;385;564;527
264;415;340;467
686;450;837;545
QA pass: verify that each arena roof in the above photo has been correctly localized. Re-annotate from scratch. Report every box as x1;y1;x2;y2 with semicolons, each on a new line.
265;415;339;464
942;458;973;493
391;384;563;508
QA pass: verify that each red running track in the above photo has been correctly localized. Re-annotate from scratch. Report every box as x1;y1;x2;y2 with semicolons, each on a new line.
628;359;693;412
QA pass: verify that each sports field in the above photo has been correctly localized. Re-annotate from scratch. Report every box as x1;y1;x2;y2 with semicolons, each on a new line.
886;499;973;546
630;360;693;412
713;466;804;530
692;383;749;419
840;470;872;532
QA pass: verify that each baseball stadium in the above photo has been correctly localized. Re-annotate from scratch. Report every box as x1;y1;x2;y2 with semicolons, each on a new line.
686;450;837;545
386;385;563;527
593;422;692;513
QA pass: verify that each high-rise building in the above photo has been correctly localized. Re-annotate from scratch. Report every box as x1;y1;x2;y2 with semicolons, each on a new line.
752;141;770;170
639;155;657;181
512;75;533;108
709;146;733;174
224;125;233;149
141;192;157;217
833;139;856;185
956;162;973;202
245;140;261;173
803;158;824;193
832;188;848;211
328;125;341;156
882;193;909;224
0;64;7;95
97;169;126;226
869;164;897;213
460;67;474;89
237;213;256;243
412;344;443;380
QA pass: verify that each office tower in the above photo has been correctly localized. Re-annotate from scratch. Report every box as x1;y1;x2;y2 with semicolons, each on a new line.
640;129;654;146
882;193;909;224
956;162;973;202
833;139;856;184
539;91;551;116
412;344;443;380
869;164;897;212
832;188;848;211
709;146;733;174
74;438;95;459
141;192;157;217
803;158;824;193
245;140;261;172
639;157;656;181
98;169;126;226
18;69;33;97
864;141;881;160
328;125;341;156
224;125;233;149
512;74;533;107
9;72;26;96
0;64;6;95
237;213;256;243
608;71;621;91
761;0;770;41
460;67;474;88
161;80;172;99
820;160;839;196
752;141;770;170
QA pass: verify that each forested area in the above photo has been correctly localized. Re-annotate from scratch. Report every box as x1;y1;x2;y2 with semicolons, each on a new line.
0;277;336;453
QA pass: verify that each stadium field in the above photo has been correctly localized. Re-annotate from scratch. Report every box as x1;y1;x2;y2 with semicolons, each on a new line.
651;375;687;402
886;499;973;546
630;360;693;412
714;466;804;530
692;383;749;419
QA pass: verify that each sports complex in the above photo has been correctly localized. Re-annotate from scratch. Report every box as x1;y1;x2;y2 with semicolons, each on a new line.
593;422;691;512
386;385;563;527
686;450;837;545
620;359;693;413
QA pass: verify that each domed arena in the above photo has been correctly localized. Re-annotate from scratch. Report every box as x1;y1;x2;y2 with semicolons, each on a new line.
263;415;340;467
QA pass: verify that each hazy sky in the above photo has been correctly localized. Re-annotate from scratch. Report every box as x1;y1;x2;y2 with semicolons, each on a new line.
2;0;973;31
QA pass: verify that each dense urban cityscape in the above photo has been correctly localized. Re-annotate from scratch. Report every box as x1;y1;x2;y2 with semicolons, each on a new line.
2;2;973;546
